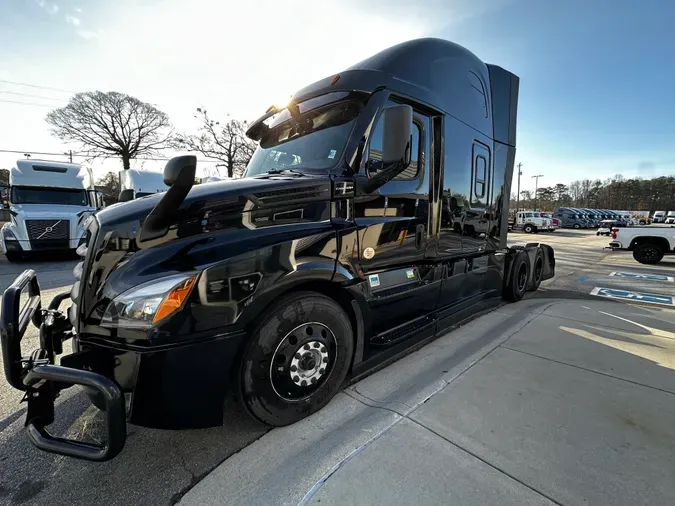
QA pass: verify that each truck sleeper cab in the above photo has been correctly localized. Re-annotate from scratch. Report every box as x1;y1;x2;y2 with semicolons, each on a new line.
117;169;170;202
0;38;555;461
1;160;101;262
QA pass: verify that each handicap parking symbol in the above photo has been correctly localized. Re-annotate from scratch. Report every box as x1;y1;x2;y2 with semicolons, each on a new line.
609;271;674;282
590;287;675;306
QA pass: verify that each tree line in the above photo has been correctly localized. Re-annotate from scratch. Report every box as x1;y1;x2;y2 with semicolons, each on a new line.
44;90;257;179
510;174;675;213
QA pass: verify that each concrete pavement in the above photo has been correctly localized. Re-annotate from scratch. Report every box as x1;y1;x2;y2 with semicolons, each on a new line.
180;298;675;506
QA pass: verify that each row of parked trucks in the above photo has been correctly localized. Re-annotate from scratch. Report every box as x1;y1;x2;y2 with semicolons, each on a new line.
0;162;223;261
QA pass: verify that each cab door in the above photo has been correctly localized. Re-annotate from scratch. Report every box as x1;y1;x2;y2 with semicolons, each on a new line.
354;99;438;338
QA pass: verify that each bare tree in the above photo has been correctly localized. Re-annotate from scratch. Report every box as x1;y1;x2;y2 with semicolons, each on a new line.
46;91;172;171
174;109;257;178
95;172;121;204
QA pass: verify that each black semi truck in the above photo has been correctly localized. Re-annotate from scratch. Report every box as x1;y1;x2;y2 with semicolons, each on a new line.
1;38;554;461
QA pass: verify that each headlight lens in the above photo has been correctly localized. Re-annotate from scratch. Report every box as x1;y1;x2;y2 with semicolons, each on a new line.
3;227;16;240
101;273;199;329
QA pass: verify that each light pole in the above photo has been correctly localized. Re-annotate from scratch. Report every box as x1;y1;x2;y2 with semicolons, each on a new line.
532;174;544;210
516;163;523;212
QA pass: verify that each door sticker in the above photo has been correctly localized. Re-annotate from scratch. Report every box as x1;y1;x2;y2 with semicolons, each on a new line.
363;247;375;259
406;269;415;280
369;274;381;288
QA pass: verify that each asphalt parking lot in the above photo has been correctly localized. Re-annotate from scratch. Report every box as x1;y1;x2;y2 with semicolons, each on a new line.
1;228;674;505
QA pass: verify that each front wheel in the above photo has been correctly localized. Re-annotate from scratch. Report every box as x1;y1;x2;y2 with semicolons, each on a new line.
236;291;354;426
632;244;664;265
523;224;534;234
573;223;581;229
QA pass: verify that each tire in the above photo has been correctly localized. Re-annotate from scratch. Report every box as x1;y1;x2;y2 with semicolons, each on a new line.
5;252;20;262
596;232;600;236
530;249;544;291
503;250;530;302
573;223;581;229
523;224;534;234
632;244;664;265
236;291;354;426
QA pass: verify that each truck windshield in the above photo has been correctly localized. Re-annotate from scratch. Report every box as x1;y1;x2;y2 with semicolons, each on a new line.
11;186;88;206
245;99;362;177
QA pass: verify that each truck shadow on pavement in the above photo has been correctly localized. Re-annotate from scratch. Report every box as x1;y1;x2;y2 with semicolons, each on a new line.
0;389;267;506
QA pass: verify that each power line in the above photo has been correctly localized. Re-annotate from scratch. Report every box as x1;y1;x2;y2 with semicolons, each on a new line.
0;79;76;94
0;99;57;108
0;148;212;163
0;90;68;102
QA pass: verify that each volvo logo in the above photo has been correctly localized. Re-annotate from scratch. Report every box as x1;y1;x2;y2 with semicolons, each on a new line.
36;220;62;240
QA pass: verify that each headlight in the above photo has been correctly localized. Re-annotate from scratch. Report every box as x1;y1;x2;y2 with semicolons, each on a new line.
3;227;16;240
101;273;199;329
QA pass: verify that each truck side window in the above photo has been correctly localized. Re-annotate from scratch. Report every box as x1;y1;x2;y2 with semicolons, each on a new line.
366;112;421;181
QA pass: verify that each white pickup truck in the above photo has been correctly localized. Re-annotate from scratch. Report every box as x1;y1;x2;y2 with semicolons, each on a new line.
609;226;675;264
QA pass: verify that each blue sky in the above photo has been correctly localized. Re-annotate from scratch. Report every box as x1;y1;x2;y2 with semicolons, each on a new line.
0;0;673;189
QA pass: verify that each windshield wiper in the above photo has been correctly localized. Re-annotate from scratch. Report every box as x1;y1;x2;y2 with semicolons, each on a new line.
259;168;308;177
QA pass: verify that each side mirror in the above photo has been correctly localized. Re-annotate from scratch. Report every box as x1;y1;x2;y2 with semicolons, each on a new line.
139;155;197;243
381;104;413;165
164;155;197;188
361;105;413;194
118;189;135;203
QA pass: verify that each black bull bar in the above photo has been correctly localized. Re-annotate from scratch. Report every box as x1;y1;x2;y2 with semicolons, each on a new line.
0;269;126;461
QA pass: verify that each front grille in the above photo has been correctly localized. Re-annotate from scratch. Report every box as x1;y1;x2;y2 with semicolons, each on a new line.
26;219;69;241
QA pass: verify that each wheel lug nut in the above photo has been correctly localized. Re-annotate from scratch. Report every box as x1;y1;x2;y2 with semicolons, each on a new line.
293;375;299;382
314;342;320;348
290;365;297;372
295;353;301;359
321;347;326;353
311;377;317;384
319;368;325;374
304;344;310;350
323;357;328;363
301;380;307;386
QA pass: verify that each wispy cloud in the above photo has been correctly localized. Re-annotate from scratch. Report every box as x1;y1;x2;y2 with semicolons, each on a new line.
65;15;81;26
36;1;60;14
76;29;99;40
75;7;82;13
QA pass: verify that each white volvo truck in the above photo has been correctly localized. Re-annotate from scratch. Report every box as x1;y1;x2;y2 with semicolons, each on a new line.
1;160;100;262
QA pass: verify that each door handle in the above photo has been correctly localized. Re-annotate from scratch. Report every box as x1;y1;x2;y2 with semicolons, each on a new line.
415;224;425;249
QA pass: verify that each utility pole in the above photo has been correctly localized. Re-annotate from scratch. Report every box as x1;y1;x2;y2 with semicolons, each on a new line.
532;174;544;211
516;163;523;212
64;150;73;163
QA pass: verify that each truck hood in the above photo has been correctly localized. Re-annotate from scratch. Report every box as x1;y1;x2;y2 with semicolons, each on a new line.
95;174;330;229
10;203;95;217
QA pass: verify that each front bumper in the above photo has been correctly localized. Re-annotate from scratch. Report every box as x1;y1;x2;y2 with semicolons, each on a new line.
0;270;126;461
1;269;246;461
